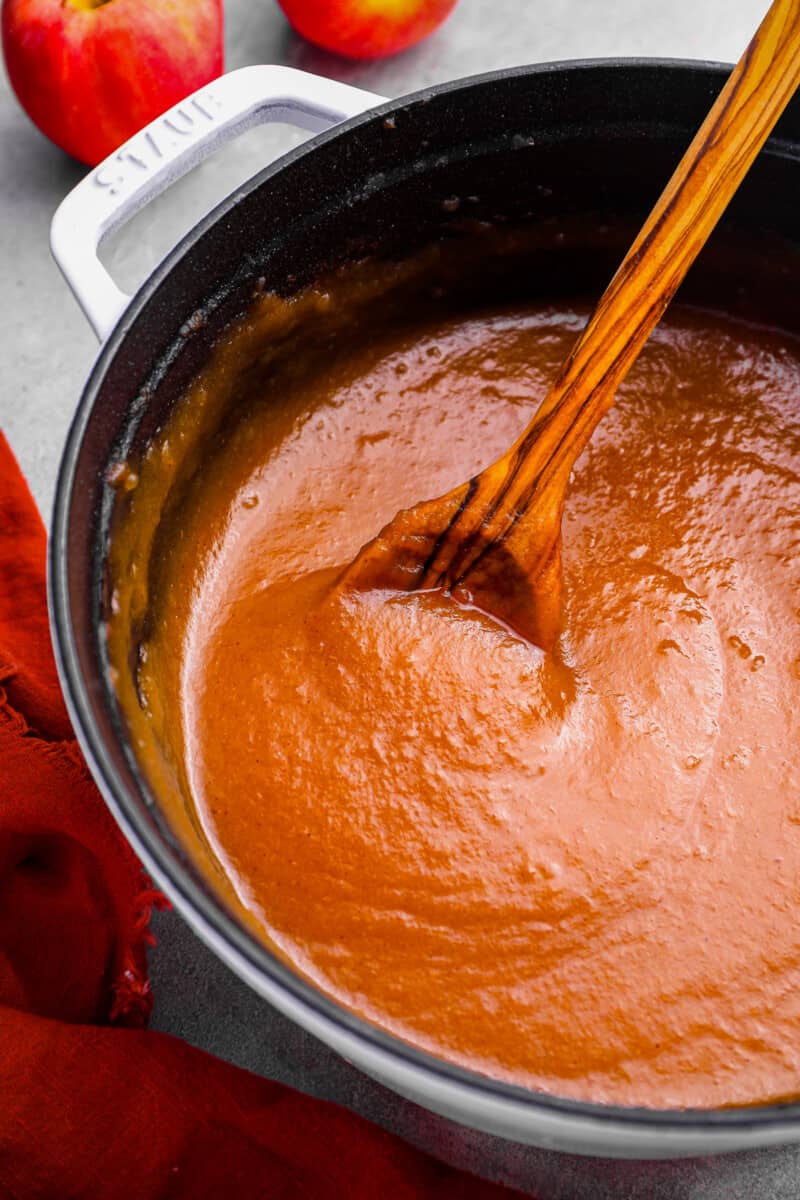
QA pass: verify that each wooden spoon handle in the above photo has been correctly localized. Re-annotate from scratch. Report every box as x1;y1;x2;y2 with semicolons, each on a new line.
419;0;800;625
517;0;800;472
343;0;800;653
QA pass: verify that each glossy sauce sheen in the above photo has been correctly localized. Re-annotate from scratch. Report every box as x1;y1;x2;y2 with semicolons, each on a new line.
116;288;800;1108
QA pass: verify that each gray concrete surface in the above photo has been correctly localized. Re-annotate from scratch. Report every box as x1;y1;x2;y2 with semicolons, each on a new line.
5;0;800;1195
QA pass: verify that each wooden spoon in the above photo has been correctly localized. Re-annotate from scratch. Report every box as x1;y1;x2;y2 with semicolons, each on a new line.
339;0;800;649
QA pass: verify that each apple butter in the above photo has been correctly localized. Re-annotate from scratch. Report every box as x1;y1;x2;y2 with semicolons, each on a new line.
107;248;800;1109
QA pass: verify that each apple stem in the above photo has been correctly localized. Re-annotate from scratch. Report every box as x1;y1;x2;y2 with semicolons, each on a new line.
65;0;113;11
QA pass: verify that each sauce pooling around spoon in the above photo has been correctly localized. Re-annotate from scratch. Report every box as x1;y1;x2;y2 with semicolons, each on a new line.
112;291;800;1108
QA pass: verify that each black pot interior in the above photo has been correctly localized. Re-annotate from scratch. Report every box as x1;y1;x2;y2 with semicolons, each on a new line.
55;60;800;1125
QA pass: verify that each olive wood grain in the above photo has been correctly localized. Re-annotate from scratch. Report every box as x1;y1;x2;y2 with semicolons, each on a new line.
339;0;800;647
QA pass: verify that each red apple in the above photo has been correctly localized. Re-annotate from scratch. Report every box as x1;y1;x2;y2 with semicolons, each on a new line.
2;0;223;166
277;0;458;61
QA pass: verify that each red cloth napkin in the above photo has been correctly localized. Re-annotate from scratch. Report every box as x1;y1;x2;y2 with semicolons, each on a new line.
0;432;527;1200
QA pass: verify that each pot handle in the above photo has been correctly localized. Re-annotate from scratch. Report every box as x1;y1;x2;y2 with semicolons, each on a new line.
50;65;385;342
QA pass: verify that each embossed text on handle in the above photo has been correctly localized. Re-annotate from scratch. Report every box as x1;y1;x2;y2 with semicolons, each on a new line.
93;91;224;199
